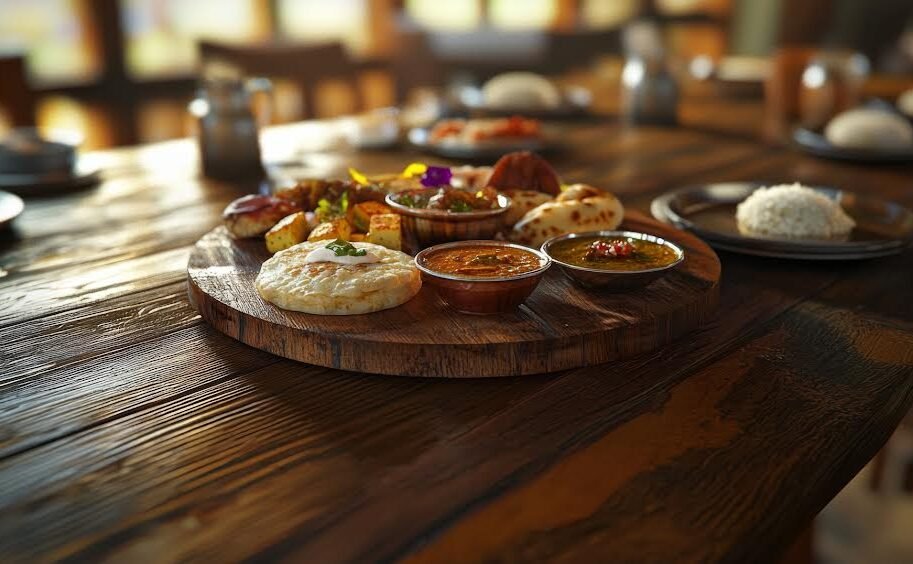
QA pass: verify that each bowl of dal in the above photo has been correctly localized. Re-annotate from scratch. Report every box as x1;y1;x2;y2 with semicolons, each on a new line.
541;231;684;290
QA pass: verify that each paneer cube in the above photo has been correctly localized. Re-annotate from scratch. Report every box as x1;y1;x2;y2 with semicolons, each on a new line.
366;214;401;251
347;201;394;232
265;212;311;254
307;218;353;242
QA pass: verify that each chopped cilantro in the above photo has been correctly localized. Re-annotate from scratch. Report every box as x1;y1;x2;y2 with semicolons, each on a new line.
325;238;367;257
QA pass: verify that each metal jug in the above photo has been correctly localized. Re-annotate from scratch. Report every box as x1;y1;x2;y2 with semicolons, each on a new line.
190;77;271;181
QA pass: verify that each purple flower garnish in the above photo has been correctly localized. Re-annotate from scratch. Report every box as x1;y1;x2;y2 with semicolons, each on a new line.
420;166;452;187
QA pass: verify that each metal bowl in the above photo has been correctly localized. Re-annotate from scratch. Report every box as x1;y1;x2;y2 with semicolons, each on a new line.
414;240;550;314
386;191;511;252
541;230;685;290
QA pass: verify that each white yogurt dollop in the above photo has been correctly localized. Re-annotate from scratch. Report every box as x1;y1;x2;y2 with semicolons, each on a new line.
304;246;380;265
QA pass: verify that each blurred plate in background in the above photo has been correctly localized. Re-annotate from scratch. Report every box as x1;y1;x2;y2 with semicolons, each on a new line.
0;191;25;229
408;126;559;161
792;127;913;164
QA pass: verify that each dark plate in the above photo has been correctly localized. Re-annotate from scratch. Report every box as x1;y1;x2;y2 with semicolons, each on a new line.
793;127;913;164
0;190;25;229
408;127;559;161
0;161;101;197
651;182;913;260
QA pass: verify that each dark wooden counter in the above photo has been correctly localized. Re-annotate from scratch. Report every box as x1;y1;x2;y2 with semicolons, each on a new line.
1;116;912;563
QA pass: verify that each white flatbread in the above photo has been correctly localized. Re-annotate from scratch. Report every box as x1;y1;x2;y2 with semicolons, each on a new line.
510;193;624;247
256;241;421;315
502;189;554;227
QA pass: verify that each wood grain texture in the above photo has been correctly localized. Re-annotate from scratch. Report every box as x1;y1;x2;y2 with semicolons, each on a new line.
187;212;721;377
1;107;912;563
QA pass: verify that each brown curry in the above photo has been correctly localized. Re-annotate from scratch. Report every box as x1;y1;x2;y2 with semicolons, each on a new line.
423;245;543;277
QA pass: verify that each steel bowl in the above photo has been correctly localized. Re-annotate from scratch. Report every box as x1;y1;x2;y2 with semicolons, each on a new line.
386;191;510;252
414;240;551;314
541;230;685;290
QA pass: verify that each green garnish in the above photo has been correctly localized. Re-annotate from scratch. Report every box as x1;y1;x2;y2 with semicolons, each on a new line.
449;200;473;212
316;191;349;221
325;238;367;257
397;194;418;208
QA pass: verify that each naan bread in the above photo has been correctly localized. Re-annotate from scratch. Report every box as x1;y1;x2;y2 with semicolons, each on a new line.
501;189;554;227
557;183;604;202
256;241;421;315
510;192;624;247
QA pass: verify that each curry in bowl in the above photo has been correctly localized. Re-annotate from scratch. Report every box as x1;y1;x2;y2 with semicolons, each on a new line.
415;241;550;313
542;231;684;290
546;235;680;271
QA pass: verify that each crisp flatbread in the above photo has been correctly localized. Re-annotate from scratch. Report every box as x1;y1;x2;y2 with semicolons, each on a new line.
256;241;421;315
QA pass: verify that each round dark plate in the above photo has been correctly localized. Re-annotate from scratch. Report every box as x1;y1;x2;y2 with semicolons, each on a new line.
0;190;25;229
407;127;559;161
0;161;101;197
651;182;913;260
792;127;913;164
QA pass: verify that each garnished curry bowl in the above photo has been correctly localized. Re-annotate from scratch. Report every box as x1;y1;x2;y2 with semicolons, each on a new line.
385;189;511;251
415;240;551;314
541;230;684;290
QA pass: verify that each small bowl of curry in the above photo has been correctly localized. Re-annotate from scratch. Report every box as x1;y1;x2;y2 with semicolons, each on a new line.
386;187;511;252
415;240;551;314
541;231;684;290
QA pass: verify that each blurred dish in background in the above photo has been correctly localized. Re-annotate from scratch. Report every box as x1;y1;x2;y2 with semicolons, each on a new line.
793;106;913;163
0;191;25;229
652;182;913;260
458;72;592;119
0;128;100;196
896;88;913;118
341;108;401;150
409;117;559;160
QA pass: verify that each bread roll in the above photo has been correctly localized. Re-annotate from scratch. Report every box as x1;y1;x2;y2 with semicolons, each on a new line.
501;189;553;227
510;193;624;247
557;183;603;202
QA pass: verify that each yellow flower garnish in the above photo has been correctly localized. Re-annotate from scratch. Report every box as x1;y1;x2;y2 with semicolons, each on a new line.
401;163;427;178
348;167;370;186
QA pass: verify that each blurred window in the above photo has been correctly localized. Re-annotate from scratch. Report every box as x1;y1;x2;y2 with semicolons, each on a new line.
581;0;641;29
121;0;266;78
405;0;481;31
278;0;369;54
489;0;556;29
0;0;99;84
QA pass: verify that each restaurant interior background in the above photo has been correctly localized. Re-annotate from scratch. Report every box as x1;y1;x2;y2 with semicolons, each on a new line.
2;0;913;562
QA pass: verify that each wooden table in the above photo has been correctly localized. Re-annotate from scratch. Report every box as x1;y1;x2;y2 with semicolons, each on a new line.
2;115;912;563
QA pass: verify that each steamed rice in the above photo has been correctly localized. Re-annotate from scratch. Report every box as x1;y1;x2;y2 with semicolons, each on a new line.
735;183;855;240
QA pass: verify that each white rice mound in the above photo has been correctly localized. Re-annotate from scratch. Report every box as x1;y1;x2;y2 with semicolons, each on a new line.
735;183;856;240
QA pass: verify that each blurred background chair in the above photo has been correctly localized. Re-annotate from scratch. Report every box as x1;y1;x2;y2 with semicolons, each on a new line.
198;40;378;121
0;54;36;128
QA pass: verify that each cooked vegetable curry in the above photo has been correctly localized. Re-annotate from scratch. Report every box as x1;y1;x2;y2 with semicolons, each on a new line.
423;245;543;277
549;236;679;271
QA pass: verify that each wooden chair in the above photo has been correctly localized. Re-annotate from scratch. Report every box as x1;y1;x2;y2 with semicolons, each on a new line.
198;40;378;119
0;54;36;127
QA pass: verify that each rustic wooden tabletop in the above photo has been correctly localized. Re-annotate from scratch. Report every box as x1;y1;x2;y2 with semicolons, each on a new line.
1;110;912;563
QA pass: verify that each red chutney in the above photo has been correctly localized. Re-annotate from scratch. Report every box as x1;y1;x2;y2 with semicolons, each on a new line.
423;245;543;278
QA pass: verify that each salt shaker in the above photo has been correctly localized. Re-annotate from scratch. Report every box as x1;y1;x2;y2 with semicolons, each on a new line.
620;21;679;126
190;77;270;181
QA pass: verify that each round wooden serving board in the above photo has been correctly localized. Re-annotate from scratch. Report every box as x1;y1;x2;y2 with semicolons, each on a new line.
187;212;721;377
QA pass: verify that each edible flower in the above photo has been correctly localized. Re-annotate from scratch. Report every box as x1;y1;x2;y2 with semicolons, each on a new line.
401;162;427;178
348;167;370;186
325;238;367;257
420;166;452;187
